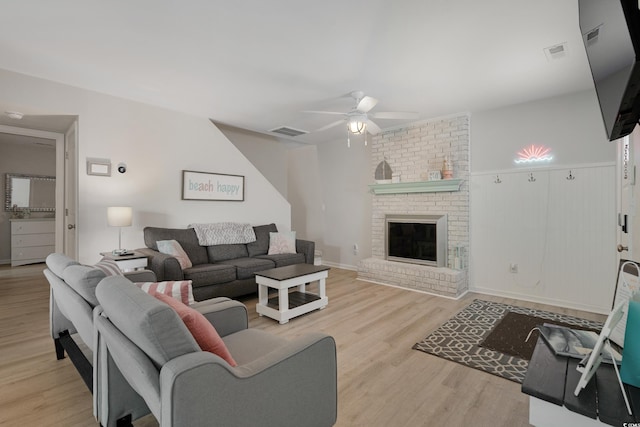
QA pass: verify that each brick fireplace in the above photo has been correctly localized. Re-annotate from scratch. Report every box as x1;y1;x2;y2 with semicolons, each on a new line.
357;114;470;298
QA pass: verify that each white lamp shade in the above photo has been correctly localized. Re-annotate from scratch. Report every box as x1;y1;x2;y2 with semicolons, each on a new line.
107;207;132;227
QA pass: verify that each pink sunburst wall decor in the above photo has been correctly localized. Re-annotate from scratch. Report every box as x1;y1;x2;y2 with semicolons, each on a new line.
514;144;553;164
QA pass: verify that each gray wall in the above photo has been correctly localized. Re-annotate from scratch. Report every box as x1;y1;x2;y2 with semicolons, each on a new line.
1;68;292;265
471;89;614;172
217;124;290;199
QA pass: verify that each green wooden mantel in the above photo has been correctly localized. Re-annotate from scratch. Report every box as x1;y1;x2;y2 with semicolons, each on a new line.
368;179;463;195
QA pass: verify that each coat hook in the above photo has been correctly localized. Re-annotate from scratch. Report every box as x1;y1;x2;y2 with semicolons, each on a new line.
494;175;502;184
528;172;536;182
566;170;575;181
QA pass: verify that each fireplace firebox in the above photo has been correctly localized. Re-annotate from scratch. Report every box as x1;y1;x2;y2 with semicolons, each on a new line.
385;214;447;267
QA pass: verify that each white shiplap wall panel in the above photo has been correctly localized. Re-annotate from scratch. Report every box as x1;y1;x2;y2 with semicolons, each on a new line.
470;164;616;313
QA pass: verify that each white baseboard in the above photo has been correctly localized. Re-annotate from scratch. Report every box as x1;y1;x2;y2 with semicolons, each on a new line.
471;286;610;315
322;260;358;271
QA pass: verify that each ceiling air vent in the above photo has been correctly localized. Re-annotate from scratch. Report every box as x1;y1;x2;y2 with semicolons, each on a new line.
544;42;568;61
269;126;308;137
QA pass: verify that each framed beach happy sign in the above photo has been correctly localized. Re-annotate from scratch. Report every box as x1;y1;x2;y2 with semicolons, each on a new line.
182;170;245;201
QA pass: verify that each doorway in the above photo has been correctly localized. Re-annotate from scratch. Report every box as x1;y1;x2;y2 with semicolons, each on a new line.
0;120;77;263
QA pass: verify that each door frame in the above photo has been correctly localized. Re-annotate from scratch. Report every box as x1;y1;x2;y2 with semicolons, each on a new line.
0;124;65;253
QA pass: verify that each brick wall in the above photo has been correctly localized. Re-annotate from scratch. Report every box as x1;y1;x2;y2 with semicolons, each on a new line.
357;114;470;298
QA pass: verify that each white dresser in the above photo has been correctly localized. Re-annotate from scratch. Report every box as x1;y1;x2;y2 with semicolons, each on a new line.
10;218;56;267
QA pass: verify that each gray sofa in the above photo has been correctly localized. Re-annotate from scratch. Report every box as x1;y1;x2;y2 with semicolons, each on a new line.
94;275;337;427
138;223;315;301
44;253;240;427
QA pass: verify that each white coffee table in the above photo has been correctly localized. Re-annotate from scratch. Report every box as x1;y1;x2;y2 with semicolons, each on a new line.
255;264;330;324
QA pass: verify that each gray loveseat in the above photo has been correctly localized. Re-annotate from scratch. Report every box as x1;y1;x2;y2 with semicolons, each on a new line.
45;253;241;427
138;223;315;301
94;275;337;427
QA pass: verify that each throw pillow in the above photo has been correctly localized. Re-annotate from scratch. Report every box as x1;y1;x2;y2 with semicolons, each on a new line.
157;239;193;269
135;280;195;306
153;292;238;367
268;231;296;255
93;259;124;276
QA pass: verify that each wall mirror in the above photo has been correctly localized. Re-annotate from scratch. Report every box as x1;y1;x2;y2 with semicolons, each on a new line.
5;173;56;212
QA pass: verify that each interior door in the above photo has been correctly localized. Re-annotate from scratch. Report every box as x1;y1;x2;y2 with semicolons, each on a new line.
617;126;640;263
64;122;77;259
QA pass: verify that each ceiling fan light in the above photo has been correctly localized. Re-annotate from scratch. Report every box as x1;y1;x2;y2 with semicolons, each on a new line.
348;119;366;134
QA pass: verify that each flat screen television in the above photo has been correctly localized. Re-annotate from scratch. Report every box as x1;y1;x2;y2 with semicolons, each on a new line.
579;0;640;141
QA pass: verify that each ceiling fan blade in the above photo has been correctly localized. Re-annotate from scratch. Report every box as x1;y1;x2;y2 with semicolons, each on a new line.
357;96;378;113
371;111;419;120
303;110;346;116
365;119;382;135
315;120;345;132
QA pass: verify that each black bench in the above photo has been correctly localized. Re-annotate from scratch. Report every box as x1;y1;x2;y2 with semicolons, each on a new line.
522;336;640;426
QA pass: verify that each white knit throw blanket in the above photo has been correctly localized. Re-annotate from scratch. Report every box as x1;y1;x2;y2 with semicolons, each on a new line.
189;222;256;246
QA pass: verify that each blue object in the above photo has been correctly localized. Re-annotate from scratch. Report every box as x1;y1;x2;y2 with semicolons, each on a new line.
621;300;640;387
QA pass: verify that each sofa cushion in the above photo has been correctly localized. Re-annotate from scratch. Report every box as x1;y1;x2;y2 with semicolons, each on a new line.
96;276;200;368
154;292;237;367
219;257;275;280
268;231;296;255
144;227;208;266
207;244;249;262
46;253;80;277
222;329;287;366
246;223;277;257
62;265;107;307
183;264;237;287
255;253;306;268
157;239;192;269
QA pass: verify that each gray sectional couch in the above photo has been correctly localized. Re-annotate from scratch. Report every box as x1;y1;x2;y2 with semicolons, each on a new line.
137;223;315;301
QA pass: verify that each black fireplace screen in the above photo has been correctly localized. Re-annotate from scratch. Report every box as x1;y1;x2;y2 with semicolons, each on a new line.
387;222;437;263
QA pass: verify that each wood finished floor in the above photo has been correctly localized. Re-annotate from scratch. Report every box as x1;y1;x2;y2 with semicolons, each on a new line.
0;263;606;427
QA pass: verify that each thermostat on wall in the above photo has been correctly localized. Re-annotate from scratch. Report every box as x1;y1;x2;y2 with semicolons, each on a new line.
87;158;111;176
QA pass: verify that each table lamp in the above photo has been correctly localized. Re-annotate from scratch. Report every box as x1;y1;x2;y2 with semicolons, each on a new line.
107;206;132;255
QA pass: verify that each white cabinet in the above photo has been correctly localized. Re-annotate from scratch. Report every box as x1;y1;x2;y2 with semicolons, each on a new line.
11;219;55;267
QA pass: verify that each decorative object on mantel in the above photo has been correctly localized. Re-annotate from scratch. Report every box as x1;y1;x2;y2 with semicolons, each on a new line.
368;179;463;194
374;158;393;184
392;173;401;183
441;156;453;179
428;171;441;181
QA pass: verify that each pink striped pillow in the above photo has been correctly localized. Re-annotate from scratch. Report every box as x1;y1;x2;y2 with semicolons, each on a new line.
94;259;124;276
135;280;195;306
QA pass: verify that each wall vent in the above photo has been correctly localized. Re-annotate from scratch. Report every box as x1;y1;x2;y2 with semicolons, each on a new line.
269;126;308;137
544;42;568;61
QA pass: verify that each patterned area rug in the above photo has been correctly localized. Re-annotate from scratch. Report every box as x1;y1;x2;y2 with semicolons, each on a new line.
412;299;603;383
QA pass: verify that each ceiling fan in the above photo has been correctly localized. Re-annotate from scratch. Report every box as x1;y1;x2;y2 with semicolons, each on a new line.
304;91;419;146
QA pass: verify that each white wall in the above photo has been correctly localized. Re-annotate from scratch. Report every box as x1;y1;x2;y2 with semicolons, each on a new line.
217;124;290;198
470;89;618;313
0;68;291;264
471;89;613;172
316;138;372;269
0;138;56;263
288;145;325;243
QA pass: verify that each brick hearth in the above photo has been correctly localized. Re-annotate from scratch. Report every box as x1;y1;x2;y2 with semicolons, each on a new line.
357;114;470;298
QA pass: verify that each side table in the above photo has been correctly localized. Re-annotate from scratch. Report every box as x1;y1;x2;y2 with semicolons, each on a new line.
99;251;148;272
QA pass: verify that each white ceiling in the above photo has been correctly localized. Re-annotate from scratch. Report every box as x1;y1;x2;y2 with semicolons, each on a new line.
0;0;594;144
